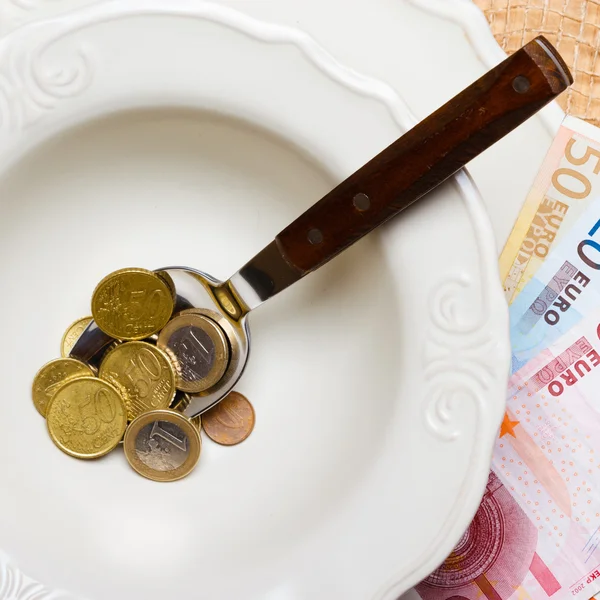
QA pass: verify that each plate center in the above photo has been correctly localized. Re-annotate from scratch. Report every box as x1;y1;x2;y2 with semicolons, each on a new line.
0;108;401;596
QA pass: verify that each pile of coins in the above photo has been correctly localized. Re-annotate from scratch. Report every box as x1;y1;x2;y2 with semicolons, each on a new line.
32;268;255;482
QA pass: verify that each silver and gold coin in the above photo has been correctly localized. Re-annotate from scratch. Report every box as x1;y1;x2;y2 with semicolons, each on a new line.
91;268;174;340
32;358;95;417
46;377;127;459
157;312;229;393
61;316;93;357
99;341;176;421
124;409;201;481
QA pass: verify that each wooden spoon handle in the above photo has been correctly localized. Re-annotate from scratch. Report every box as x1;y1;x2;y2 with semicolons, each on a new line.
275;35;572;274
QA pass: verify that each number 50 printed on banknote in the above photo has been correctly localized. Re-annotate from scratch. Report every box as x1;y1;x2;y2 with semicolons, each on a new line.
500;117;600;305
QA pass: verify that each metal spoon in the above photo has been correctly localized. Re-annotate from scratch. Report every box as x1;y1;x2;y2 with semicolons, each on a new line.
70;36;572;418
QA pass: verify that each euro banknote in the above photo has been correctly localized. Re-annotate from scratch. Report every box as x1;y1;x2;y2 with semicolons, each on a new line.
417;310;600;600
509;200;600;373
500;116;600;304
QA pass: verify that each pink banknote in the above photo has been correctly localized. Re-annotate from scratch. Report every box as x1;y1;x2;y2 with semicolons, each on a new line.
417;312;600;600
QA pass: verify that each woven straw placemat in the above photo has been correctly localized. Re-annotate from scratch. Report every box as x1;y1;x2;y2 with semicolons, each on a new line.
473;0;600;125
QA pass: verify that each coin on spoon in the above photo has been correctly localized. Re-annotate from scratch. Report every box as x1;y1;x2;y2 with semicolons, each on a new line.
87;339;122;371
98;341;176;421
155;270;177;304
60;316;93;357
170;390;190;411
171;392;201;430
202;391;255;445
46;377;127;459
91;268;174;340
32;358;96;417
157;312;229;393
124;409;201;481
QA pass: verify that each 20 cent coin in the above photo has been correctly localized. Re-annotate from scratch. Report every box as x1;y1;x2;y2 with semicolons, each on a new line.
60;316;93;357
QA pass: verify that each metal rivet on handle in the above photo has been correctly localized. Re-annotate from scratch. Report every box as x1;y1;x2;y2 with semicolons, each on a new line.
307;228;323;245
512;75;531;94
353;193;371;212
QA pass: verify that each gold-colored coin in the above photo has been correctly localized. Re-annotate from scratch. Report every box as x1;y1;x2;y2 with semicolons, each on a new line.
124;409;201;481
157;312;229;393
91;268;174;340
88;339;122;370
60;316;93;357
171;390;190;410
46;377;127;459
32;358;95;417
98;341;176;421
171;392;201;429
202;391;255;446
155;270;177;304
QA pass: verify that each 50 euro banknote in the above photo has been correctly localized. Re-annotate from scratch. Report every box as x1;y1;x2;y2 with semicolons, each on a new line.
417;311;600;600
500;116;600;305
509;200;600;373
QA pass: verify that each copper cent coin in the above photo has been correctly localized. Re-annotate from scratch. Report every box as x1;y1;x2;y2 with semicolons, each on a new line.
202;391;255;446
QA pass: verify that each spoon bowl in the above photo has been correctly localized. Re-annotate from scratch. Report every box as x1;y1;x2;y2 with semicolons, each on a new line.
162;267;250;416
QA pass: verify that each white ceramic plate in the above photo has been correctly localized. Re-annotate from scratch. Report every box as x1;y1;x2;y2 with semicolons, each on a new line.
0;1;509;599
